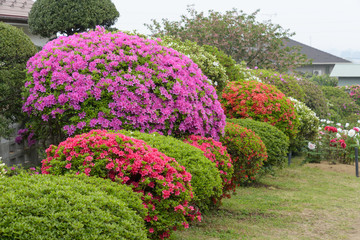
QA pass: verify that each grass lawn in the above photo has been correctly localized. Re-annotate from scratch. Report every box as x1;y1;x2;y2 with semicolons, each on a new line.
172;156;360;240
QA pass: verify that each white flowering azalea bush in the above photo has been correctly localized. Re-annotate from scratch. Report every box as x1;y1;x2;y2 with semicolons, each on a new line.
289;97;319;152
305;119;360;164
158;36;228;94
0;157;7;177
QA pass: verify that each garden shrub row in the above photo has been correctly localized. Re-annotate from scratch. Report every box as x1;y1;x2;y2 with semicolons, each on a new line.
0;25;322;240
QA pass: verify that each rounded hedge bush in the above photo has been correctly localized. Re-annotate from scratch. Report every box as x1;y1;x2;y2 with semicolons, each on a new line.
22;26;226;144
202;45;245;82
221;80;299;140
220;122;268;184
184;135;234;199
289;97;319;152
298;79;329;118
41;129;195;239
253;68;305;102
0;22;37;137
227;118;289;169
119;130;222;212
159;36;228;94
0;174;148;240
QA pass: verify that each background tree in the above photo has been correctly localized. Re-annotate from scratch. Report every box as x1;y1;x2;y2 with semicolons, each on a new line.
146;7;310;72
28;0;119;38
0;22;37;137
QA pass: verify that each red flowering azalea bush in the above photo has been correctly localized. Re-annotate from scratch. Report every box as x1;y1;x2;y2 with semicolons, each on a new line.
41;129;196;239
221;80;299;139
183;135;234;199
22;26;226;144
220;122;268;185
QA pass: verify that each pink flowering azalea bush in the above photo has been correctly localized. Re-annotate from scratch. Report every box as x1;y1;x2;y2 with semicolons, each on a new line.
22;26;226;144
183;135;234;200
41;129;197;239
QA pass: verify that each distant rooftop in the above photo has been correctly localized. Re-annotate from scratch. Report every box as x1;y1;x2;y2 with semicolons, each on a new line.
330;64;360;77
285;39;351;64
0;0;34;23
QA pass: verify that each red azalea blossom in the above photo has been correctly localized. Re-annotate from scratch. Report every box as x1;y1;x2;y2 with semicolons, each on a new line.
41;129;196;239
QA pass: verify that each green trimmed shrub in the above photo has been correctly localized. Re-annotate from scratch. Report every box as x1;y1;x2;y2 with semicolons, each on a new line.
119;130;223;212
0;22;37;137
159;36;228;94
221;80;299;140
253;68;305;102
227;118;289;169
298;79;329;118
183;135;234;199
41;129;195;239
0;174;148;240
321;86;360;122
220;122;268;184
202;45;244;82
309;74;338;87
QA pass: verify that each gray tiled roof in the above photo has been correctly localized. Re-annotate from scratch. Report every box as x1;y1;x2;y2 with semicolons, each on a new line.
284;38;351;64
0;0;34;21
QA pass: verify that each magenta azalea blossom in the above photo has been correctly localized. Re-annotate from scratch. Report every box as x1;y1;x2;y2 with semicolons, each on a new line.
23;27;225;141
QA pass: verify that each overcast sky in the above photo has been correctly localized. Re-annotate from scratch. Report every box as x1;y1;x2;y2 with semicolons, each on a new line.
112;0;360;62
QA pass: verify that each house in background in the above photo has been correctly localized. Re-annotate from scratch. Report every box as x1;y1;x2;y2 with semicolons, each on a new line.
330;64;360;86
0;0;48;46
285;39;351;76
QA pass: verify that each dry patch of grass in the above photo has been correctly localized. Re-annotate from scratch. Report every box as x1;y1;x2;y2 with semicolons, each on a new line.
172;157;360;240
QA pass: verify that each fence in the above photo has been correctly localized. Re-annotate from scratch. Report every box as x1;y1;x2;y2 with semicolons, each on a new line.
0;123;40;167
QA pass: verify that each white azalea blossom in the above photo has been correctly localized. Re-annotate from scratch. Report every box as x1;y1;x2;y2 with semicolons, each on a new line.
336;123;341;126
336;133;341;139
348;129;356;137
337;128;342;133
345;123;350;128
308;142;316;150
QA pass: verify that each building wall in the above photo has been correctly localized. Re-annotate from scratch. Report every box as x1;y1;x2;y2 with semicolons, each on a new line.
338;77;360;86
295;64;335;76
9;22;48;47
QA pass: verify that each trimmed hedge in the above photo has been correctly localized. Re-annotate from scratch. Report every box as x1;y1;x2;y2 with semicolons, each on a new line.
227;118;289;169
298;79;329;118
220;122;268;184
41;129;195;239
119;130;223;212
0;174;148;240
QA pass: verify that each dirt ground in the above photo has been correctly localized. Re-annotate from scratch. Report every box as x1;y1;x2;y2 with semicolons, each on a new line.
306;162;359;177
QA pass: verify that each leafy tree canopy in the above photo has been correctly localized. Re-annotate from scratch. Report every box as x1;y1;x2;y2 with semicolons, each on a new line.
28;0;119;38
0;22;37;137
146;7;310;72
